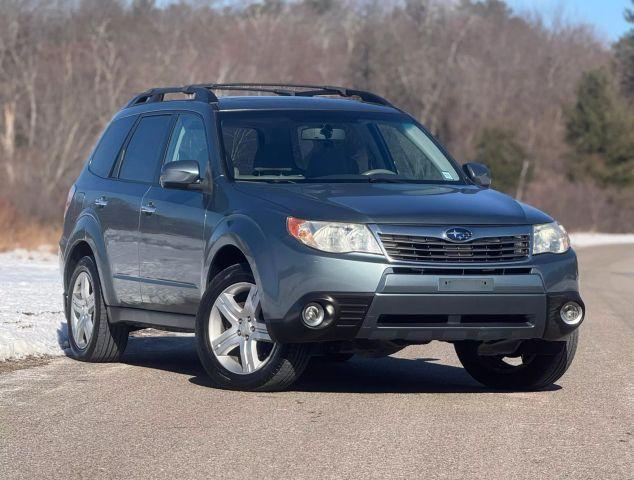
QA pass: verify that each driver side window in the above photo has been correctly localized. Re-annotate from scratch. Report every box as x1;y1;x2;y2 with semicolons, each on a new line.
165;114;209;175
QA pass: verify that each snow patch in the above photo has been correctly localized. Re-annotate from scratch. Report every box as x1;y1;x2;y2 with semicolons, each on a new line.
0;249;66;361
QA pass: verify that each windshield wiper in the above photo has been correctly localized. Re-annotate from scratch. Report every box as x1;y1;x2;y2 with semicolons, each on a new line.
263;178;297;184
367;176;411;183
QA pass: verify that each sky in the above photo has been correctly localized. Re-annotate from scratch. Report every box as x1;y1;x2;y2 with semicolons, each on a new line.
504;0;631;42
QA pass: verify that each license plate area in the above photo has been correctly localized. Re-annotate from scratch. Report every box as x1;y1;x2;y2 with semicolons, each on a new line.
438;277;494;292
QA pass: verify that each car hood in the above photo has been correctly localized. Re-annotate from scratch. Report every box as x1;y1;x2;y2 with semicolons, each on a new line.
234;182;552;225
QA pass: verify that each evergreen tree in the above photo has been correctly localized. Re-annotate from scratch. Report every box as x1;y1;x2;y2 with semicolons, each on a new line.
473;127;526;196
564;69;634;186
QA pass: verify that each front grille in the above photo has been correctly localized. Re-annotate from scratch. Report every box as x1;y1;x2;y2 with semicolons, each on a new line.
377;314;533;325
378;314;448;324
379;234;530;263
391;267;532;275
460;314;533;324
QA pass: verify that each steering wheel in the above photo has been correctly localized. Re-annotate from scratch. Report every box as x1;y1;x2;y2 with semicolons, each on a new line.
362;169;397;176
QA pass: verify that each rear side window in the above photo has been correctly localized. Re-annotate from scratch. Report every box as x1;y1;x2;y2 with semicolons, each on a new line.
89;115;137;178
119;115;173;183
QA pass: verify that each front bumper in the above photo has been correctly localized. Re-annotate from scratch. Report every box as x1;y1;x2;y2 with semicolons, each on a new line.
358;290;584;342
264;242;584;344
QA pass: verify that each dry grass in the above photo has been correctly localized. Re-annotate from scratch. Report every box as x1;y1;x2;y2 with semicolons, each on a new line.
0;200;60;252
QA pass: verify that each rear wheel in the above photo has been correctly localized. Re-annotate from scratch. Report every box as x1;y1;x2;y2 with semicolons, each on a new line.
196;263;310;391
66;256;128;362
454;331;579;390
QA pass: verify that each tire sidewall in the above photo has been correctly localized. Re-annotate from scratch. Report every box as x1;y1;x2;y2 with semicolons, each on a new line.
66;257;103;359
196;263;291;390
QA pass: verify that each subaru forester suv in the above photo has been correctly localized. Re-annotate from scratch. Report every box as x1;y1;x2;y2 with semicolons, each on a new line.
60;83;584;391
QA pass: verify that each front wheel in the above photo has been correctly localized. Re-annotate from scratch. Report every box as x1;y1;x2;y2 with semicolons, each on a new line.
196;264;310;391
454;331;579;391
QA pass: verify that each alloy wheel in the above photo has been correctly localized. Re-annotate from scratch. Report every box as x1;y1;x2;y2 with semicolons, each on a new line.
71;272;95;349
208;282;275;374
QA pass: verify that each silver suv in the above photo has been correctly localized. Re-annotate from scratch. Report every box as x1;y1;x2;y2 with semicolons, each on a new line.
60;83;584;391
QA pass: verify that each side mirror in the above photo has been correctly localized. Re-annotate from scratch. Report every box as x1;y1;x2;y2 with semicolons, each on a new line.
463;162;491;188
160;160;201;189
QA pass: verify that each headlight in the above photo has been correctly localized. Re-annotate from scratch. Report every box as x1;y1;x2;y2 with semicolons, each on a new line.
287;217;382;254
532;222;570;255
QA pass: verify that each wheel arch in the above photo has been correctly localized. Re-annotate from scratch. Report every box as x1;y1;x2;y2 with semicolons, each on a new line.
64;241;94;292
207;244;250;285
63;213;116;306
203;214;278;317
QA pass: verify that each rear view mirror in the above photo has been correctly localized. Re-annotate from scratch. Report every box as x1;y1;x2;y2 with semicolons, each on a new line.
463;162;491;188
160;160;201;189
301;126;345;140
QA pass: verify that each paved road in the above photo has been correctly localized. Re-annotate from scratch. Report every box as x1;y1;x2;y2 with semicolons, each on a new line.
1;246;632;479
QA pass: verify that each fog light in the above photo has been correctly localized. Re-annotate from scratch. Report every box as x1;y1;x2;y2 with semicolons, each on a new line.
560;301;583;325
302;302;325;327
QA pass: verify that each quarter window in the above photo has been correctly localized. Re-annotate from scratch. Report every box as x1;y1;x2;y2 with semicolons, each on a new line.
119;115;173;183
89;115;137;178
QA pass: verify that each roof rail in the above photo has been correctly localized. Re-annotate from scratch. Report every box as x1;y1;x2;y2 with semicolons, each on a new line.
124;83;392;109
198;83;394;107
125;85;218;108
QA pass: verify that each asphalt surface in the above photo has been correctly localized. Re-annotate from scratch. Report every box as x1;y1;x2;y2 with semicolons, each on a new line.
1;245;632;479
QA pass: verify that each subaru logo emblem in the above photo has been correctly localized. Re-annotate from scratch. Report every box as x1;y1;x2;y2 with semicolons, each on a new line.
445;228;473;242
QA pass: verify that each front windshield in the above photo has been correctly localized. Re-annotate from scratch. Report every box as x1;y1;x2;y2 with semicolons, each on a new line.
220;110;463;183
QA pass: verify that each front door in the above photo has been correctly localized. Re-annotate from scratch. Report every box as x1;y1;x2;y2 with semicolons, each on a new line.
138;113;210;314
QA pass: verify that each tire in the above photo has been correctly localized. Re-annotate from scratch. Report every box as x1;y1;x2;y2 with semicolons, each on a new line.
196;263;310;391
454;330;579;391
66;256;128;362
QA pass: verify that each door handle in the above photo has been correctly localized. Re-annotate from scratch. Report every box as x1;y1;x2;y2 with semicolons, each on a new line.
141;202;156;215
94;196;108;208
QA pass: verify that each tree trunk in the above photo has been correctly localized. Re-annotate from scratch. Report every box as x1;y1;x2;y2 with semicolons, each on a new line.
515;158;530;201
1;102;16;185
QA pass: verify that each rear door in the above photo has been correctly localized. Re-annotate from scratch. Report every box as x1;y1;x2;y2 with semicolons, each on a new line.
138;112;210;314
107;113;174;305
84;114;143;306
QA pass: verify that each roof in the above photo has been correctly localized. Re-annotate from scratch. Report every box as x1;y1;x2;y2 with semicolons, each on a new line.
121;83;399;115
216;95;398;113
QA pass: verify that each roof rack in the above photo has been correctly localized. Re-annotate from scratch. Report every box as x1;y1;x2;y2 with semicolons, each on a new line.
200;83;393;107
124;83;393;108
125;86;218;108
